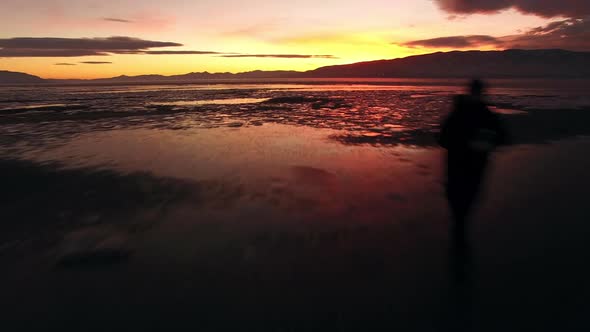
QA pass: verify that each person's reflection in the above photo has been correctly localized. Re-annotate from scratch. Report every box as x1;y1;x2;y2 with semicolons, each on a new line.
449;232;474;331
439;79;508;331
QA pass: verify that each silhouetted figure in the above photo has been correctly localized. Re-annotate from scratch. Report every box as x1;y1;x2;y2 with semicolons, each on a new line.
440;79;508;332
439;79;508;252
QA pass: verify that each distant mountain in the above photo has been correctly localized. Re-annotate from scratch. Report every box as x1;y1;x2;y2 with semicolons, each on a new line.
0;70;46;84
88;49;590;81
86;70;302;83
3;49;590;84
304;49;590;79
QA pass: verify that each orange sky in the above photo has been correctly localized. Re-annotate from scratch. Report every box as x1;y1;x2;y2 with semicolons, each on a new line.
0;0;571;79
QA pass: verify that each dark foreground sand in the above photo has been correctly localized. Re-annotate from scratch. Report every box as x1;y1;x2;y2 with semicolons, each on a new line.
1;122;590;331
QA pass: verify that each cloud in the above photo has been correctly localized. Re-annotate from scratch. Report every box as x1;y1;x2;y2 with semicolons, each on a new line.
102;18;134;23
434;0;590;18
0;36;339;60
402;35;500;48
0;36;182;57
503;18;590;50
0;36;181;50
54;63;76;66
144;50;222;55
80;61;113;64
399;17;590;51
0;49;109;57
220;54;338;59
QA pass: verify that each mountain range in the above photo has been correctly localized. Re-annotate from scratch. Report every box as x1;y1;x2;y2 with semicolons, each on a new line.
0;70;47;84
2;49;590;84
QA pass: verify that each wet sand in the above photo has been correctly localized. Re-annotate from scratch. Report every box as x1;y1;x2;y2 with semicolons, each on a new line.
2;80;590;330
1;120;590;331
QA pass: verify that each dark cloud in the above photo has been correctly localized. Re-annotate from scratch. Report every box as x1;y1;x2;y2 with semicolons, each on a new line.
0;49;108;57
503;18;590;50
0;36;182;57
220;54;337;59
144;50;222;55
103;18;134;23
79;61;113;64
0;36;338;60
435;0;590;18
0;37;181;50
54;63;76;66
402;35;500;48
400;17;590;51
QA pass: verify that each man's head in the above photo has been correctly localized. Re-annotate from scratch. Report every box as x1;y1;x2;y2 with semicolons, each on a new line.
469;79;485;96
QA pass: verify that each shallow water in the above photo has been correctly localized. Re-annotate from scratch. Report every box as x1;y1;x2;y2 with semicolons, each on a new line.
2;79;588;231
150;98;270;106
2;80;590;331
2;79;589;162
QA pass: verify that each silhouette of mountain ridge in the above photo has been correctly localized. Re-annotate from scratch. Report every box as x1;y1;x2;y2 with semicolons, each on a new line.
305;49;590;78
1;49;589;84
0;70;45;84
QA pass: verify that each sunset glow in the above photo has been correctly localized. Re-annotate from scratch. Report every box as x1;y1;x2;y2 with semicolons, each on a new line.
0;0;585;79
3;2;590;330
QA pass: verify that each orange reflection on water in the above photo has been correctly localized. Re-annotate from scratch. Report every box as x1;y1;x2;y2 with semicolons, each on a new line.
19;123;445;226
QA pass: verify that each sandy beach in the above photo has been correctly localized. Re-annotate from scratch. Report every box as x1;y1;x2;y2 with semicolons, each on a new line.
4;0;590;328
1;81;590;331
1;124;590;331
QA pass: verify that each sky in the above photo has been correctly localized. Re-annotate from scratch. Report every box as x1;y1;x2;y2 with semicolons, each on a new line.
1;0;589;79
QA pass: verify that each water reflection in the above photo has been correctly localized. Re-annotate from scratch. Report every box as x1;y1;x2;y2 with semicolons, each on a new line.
2;81;590;331
2;81;590;154
449;240;474;332
0;124;444;231
149;98;270;106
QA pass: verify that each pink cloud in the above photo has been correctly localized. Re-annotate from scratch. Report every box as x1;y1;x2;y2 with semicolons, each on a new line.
435;0;590;18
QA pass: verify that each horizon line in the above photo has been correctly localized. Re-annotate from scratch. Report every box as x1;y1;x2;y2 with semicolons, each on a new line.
2;48;586;81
